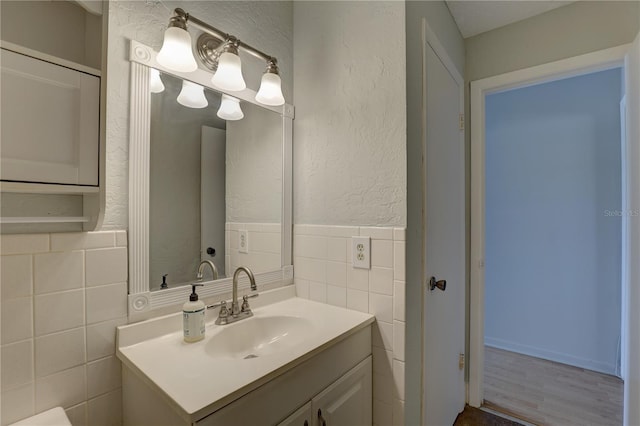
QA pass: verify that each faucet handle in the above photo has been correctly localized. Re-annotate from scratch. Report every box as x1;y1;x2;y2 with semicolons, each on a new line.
218;301;229;318
241;293;259;312
208;300;230;318
206;300;226;310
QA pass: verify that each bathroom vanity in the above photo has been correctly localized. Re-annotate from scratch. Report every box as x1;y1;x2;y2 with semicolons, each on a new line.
117;287;374;425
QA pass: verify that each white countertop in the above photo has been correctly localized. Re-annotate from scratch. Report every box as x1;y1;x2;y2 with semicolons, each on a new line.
117;288;374;422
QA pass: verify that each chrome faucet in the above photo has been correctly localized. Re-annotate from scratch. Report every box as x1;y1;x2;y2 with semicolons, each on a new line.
209;266;258;325
230;266;257;316
196;260;219;282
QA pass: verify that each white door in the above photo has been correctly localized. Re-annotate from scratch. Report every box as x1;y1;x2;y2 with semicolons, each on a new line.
422;23;466;425
201;126;227;278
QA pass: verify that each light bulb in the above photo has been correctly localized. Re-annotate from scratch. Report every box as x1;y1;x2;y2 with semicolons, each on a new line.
256;72;285;106
217;95;244;120
156;27;198;73
149;68;165;93
177;81;208;108
211;52;246;91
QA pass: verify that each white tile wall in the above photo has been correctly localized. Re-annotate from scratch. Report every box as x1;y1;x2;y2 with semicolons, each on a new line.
293;225;406;426
0;231;128;426
225;223;282;276
35;328;86;377
34;251;84;293
1;255;32;299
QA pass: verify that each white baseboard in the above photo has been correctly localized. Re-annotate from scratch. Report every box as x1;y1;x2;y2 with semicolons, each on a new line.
485;336;617;375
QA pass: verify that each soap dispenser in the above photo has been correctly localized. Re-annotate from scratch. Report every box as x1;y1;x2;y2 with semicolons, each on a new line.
183;284;205;343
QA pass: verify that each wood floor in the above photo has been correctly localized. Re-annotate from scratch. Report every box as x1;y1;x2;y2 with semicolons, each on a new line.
484;346;623;426
454;405;525;426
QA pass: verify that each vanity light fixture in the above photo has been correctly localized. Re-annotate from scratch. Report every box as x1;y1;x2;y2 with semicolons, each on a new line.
217;94;244;121
159;8;285;105
255;60;285;106
149;68;165;93
156;14;198;73
177;80;208;109
210;39;246;92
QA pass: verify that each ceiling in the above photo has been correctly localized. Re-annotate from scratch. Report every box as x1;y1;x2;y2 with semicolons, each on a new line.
446;1;576;38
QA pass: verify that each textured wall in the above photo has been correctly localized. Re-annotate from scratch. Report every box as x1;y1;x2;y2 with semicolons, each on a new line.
292;1;406;226
485;69;623;374
104;0;293;229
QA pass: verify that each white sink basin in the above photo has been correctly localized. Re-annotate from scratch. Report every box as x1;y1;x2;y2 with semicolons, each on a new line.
117;289;375;419
205;315;314;360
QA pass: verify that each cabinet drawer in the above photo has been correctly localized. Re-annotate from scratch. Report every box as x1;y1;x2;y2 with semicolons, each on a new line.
0;48;100;186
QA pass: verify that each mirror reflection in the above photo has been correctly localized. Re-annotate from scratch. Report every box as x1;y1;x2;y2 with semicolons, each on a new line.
149;72;282;291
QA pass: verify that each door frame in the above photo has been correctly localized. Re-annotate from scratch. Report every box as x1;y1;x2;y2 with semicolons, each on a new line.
469;44;631;408
420;18;466;423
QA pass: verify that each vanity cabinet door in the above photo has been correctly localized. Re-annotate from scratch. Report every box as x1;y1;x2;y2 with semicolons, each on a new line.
311;356;372;426
278;402;312;426
0;48;100;186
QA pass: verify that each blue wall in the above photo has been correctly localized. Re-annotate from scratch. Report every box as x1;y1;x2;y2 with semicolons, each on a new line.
485;68;623;374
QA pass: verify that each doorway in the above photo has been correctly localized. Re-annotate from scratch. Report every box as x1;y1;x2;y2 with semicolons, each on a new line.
469;45;632;423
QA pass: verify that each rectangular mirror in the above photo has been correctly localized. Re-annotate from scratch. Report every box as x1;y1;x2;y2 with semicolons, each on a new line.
149;72;282;290
127;40;293;314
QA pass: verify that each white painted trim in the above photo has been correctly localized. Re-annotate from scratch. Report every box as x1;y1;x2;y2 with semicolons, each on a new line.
472;44;629;97
421;18;466;423
128;62;151;301
469;44;629;408
620;95;628;380
623;33;640;426
485;337;616;376
0;40;101;76
127;40;294;315
0;216;90;224
0;182;99;194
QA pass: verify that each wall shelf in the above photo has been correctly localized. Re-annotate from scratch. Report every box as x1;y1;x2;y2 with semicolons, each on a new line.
0;38;106;233
0;182;100;194
0;216;90;224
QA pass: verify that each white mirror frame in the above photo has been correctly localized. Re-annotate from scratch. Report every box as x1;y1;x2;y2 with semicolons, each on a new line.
127;40;293;315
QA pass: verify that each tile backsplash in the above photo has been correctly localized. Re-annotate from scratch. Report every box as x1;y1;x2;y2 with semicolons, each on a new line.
293;224;405;426
225;222;282;277
1;231;127;426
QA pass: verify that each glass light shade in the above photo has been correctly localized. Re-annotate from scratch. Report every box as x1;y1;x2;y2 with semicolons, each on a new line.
149;68;165;93
255;72;285;106
177;81;208;109
211;52;246;91
156;27;198;73
217;95;244;121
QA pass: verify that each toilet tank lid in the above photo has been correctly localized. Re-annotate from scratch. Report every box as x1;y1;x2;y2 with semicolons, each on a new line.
9;407;71;426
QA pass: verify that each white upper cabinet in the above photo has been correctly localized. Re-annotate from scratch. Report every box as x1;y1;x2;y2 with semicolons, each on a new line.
1;47;100;187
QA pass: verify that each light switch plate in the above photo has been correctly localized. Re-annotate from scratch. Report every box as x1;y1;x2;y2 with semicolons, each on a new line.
239;230;249;254
352;236;370;269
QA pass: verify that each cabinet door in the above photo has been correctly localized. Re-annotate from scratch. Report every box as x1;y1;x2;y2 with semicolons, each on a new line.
0;48;100;186
311;356;372;426
278;402;312;426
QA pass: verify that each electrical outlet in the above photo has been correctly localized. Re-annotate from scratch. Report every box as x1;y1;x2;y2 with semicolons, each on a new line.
239;230;249;254
352;236;370;269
